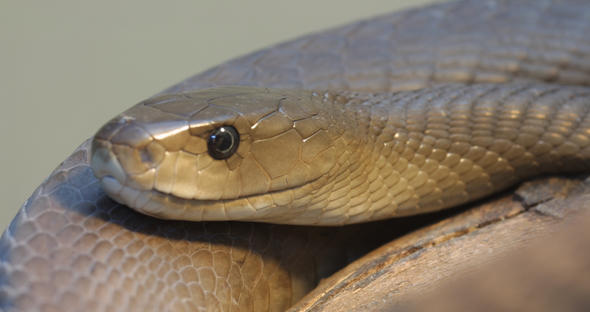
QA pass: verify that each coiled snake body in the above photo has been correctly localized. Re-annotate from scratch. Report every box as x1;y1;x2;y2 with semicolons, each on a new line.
2;0;590;311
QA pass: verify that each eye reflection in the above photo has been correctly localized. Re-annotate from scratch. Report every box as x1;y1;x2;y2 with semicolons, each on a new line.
207;126;239;160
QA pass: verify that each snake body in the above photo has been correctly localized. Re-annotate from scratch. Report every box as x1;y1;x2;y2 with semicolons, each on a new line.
2;0;590;311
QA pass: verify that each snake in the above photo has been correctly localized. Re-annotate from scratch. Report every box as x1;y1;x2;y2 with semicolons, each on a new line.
2;0;590;311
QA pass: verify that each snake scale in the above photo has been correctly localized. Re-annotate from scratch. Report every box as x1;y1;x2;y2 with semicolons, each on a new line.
2;0;590;311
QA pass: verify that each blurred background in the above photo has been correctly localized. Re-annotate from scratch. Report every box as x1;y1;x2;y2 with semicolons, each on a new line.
0;0;439;230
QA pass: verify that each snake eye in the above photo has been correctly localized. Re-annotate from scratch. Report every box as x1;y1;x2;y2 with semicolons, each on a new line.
207;126;240;160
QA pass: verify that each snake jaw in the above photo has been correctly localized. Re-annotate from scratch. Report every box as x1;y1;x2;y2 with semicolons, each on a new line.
90;137;200;220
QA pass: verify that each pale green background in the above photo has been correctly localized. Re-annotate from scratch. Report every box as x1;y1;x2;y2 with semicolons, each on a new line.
0;0;439;231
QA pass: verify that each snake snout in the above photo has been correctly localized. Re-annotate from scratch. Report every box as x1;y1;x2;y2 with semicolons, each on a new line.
90;140;124;181
90;115;164;204
90;139;128;200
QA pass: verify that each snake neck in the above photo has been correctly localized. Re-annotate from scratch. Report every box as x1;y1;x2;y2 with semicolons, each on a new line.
298;84;590;225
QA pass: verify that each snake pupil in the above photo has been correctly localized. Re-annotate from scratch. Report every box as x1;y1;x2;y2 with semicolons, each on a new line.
207;126;239;160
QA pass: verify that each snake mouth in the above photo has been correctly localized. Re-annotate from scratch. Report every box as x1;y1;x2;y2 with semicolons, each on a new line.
89;142;215;220
90;137;309;222
91;150;320;221
90;138;175;218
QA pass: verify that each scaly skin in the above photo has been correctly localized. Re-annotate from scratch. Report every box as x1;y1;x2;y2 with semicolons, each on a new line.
92;84;590;225
2;0;590;311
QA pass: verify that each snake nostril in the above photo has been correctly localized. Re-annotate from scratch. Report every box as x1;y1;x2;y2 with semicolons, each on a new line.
140;148;153;164
139;141;166;168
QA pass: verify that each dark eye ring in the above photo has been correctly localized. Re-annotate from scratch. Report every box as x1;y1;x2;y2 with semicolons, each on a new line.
207;126;240;160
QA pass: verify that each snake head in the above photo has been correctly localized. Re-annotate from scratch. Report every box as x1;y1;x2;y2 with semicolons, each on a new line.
90;86;339;222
